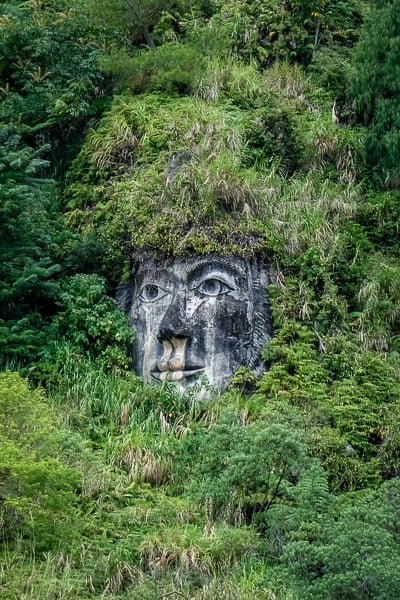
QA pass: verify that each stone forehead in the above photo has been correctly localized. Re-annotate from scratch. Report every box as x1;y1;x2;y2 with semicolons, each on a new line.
134;255;253;279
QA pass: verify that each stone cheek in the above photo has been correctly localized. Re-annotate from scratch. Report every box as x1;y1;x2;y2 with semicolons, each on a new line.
118;255;272;394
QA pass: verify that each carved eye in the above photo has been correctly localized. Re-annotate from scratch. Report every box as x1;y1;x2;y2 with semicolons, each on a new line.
139;284;168;303
196;278;232;297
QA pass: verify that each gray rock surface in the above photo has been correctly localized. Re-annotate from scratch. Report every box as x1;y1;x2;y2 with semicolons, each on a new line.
118;255;272;394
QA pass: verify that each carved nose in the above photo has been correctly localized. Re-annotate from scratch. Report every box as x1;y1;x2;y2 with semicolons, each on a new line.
157;298;190;343
158;326;188;342
157;336;189;372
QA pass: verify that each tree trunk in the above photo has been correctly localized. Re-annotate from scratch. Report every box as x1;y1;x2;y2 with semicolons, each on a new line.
142;25;155;48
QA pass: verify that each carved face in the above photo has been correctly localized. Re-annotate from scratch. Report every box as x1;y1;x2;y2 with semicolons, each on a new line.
119;256;272;393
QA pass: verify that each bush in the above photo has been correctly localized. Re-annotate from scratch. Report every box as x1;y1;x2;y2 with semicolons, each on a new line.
190;419;312;523
275;480;400;600
39;274;134;374
100;43;205;95
0;373;80;551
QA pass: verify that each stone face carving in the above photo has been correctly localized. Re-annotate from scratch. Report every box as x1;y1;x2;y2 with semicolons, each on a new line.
118;255;272;393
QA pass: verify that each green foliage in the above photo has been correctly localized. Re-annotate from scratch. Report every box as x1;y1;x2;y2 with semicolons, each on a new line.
359;190;400;255
257;322;400;490
46;352;203;444
356;255;400;351
65;92;266;262
2;1;400;597
0;0;108;134
101;43;205;94
87;0;187;48
207;0;362;66
272;480;400;599
0;0;113;363
0;373;80;550
190;419;311;522
230;366;257;393
64;67;365;269
139;523;260;574
0;125;60;363
41;274;134;373
351;0;400;187
0;552;90;600
308;44;352;102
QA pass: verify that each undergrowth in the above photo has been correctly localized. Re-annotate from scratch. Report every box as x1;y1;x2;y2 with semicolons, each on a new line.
2;1;400;598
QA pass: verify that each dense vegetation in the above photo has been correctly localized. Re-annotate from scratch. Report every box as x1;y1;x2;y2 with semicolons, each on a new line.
1;0;400;598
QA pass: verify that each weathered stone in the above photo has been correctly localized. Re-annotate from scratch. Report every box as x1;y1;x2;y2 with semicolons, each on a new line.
118;255;272;394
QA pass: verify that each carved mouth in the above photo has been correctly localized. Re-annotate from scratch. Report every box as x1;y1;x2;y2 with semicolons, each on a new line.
151;368;205;382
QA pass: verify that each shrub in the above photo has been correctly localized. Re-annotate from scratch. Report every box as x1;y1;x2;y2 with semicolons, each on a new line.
40;274;134;373
191;419;312;523
101;43;205;95
276;480;400;600
0;373;80;551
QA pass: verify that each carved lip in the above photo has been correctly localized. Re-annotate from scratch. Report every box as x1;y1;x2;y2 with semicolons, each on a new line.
151;368;205;382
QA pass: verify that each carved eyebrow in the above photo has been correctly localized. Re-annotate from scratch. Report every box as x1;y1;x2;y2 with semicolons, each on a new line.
136;268;176;282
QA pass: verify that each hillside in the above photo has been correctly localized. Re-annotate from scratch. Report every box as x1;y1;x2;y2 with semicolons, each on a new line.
1;1;400;598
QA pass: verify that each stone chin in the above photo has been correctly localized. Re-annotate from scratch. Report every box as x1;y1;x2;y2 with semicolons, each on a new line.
117;255;272;395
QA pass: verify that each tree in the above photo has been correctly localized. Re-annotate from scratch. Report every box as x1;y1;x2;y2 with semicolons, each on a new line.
0;0;110;176
0;0;113;362
351;0;400;187
209;0;361;66
0;126;60;363
89;0;184;48
192;420;313;523
276;480;400;599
